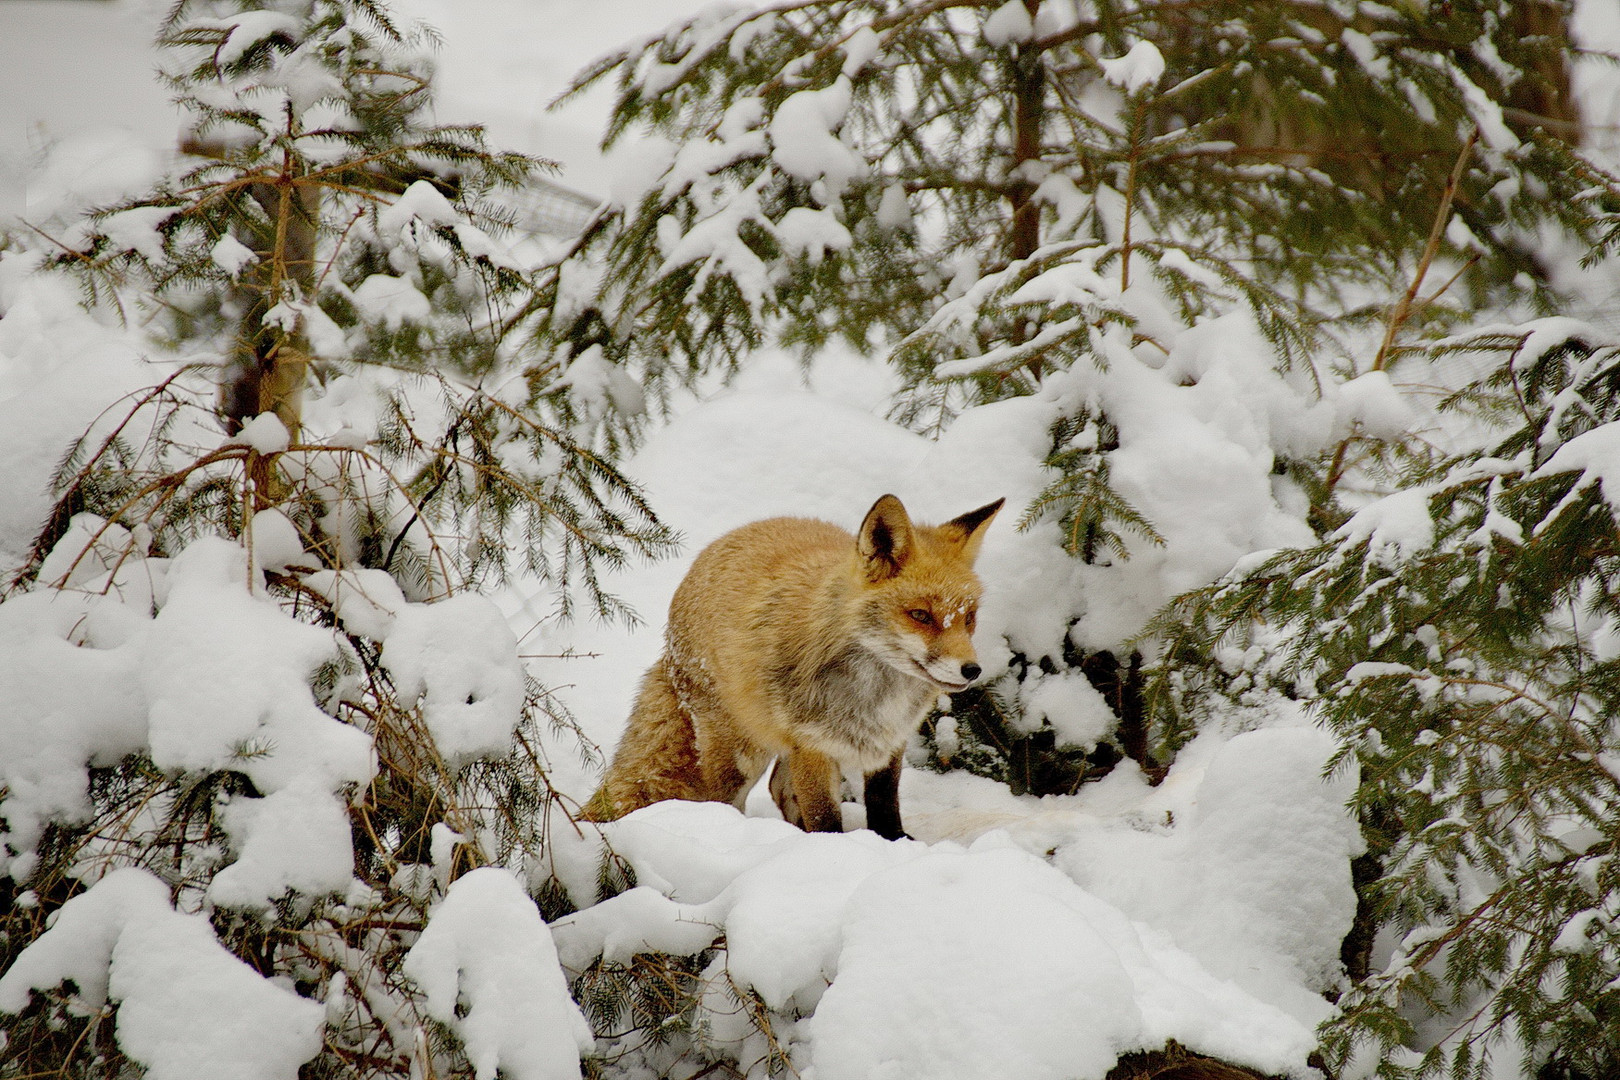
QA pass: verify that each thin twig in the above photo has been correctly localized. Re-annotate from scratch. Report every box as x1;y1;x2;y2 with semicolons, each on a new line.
1372;128;1478;373
1324;128;1478;501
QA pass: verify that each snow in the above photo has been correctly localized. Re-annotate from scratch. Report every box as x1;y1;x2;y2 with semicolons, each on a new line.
1061;321;1323;643
1019;668;1118;749
808;845;1144;1080
0;867;324;1080
403;867;594;1080
249;507;311;573
875;182;911;230
212;11;303;69
0;591;148;881
554;800;1322;1080
1337;369;1417;441
0;4;172;219
767;78;863;198
1099;41;1166;94
553;345;647;423
1573;0;1620;165
141;538;374;793
34;512;138;590
982;1;1035;48
1507;316;1601;373
455;221;525;270
1450;66;1519;154
97;204;175;262
300;297;352;359
382;178;459;231
303;566;409;642
232;412;292;454
351;273;432;330
840;25;881;77
381;593;527;766
810;839;1313;1080
553;883;728;969
0;265;156;569
655;187;774;309
1531;419;1620;527
1058;724;1361;1027
1331;488;1436;566
774;205;854;262
0;529;376;880
211;233;258;278
208;776;356;910
1340;29;1392;84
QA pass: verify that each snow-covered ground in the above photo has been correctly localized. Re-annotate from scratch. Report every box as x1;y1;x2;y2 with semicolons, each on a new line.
4;3;1619;1079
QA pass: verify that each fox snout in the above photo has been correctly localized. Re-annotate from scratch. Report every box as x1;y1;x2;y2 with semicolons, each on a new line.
917;651;983;691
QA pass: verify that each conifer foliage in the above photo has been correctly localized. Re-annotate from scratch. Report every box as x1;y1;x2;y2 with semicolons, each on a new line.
1157;318;1620;1079
555;0;1593;386
0;3;671;1078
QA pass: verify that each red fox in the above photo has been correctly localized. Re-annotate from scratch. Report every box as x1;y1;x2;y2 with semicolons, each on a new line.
585;494;1003;839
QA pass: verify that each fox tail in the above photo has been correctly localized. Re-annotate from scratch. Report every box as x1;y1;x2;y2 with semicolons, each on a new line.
582;659;705;821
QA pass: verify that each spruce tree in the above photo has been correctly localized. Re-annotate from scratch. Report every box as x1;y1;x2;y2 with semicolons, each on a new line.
0;3;671;1077
1155;309;1620;1078
18;0;673;610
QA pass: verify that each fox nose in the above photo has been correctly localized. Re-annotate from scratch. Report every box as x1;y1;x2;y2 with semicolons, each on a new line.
960;662;981;683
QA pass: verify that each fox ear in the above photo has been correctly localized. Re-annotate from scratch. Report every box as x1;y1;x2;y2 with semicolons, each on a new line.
857;494;915;579
942;497;1004;563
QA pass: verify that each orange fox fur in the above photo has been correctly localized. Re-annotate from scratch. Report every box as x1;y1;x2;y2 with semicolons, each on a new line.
586;494;1002;839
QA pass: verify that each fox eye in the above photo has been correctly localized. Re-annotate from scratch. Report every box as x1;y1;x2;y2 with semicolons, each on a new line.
907;609;933;626
966;609;977;629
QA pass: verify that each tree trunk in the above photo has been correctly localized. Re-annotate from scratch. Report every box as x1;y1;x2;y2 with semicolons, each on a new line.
1006;0;1045;265
219;180;318;447
219;179;318;510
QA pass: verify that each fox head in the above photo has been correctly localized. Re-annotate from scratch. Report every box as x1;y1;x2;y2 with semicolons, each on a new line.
853;493;1004;692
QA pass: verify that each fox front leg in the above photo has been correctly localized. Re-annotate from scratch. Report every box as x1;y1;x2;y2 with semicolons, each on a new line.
863;751;907;840
772;748;842;833
768;757;798;827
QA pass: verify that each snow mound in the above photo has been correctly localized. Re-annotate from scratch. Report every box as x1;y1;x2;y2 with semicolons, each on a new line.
1099;40;1166;93
0;589;148;880
208;775;356;909
1056;722;1361;1027
303;565;409;640
810;839;1310;1080
382;593;526;765
0;867;324;1080
553;801;1320;1080
140;537;374;797
767;78;863;197
403;867;594;1080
